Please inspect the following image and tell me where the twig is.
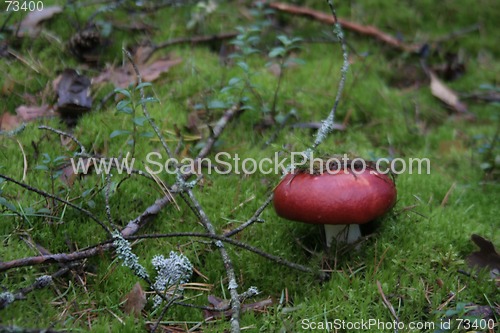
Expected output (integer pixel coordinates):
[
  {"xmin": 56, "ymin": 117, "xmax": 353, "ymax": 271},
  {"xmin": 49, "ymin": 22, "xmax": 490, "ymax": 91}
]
[
  {"xmin": 150, "ymin": 295, "xmax": 183, "ymax": 333},
  {"xmin": 95, "ymin": 89, "xmax": 116, "ymax": 112},
  {"xmin": 309, "ymin": 0, "xmax": 350, "ymax": 153},
  {"xmin": 268, "ymin": 2, "xmax": 420, "ymax": 53},
  {"xmin": 376, "ymin": 280, "xmax": 400, "ymax": 332},
  {"xmin": 104, "ymin": 173, "xmax": 117, "ymax": 229},
  {"xmin": 440, "ymin": 182, "xmax": 456, "ymax": 207},
  {"xmin": 146, "ymin": 32, "xmax": 238, "ymax": 63},
  {"xmin": 185, "ymin": 189, "xmax": 241, "ymax": 333},
  {"xmin": 0, "ymin": 123, "xmax": 26, "ymax": 137},
  {"xmin": 0, "ymin": 232, "xmax": 320, "ymax": 276},
  {"xmin": 224, "ymin": 194, "xmax": 274, "ymax": 237},
  {"xmin": 0, "ymin": 173, "xmax": 111, "ymax": 236},
  {"xmin": 189, "ymin": 104, "xmax": 241, "ymax": 176},
  {"xmin": 38, "ymin": 125, "xmax": 87, "ymax": 156},
  {"xmin": 120, "ymin": 105, "xmax": 240, "ymax": 237}
]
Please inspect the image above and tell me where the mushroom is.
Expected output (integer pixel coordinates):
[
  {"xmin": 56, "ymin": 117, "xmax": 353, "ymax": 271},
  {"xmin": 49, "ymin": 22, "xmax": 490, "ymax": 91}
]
[{"xmin": 273, "ymin": 164, "xmax": 396, "ymax": 247}]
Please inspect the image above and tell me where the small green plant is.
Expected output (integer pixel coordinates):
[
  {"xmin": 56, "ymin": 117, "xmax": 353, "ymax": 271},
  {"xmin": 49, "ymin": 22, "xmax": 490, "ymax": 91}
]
[
  {"xmin": 267, "ymin": 34, "xmax": 304, "ymax": 118},
  {"xmin": 113, "ymin": 83, "xmax": 157, "ymax": 157},
  {"xmin": 35, "ymin": 153, "xmax": 68, "ymax": 210},
  {"xmin": 217, "ymin": 3, "xmax": 275, "ymax": 112},
  {"xmin": 433, "ymin": 302, "xmax": 497, "ymax": 333}
]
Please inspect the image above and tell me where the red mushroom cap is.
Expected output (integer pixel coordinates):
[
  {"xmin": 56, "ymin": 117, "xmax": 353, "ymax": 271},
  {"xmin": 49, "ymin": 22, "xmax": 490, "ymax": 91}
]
[{"xmin": 273, "ymin": 167, "xmax": 397, "ymax": 224}]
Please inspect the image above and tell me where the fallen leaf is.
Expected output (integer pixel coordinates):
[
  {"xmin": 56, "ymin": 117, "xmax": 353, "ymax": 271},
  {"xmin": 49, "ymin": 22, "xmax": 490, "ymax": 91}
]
[
  {"xmin": 141, "ymin": 58, "xmax": 182, "ymax": 82},
  {"xmin": 55, "ymin": 69, "xmax": 92, "ymax": 117},
  {"xmin": 17, "ymin": 6, "xmax": 63, "ymax": 37},
  {"xmin": 16, "ymin": 104, "xmax": 52, "ymax": 121},
  {"xmin": 93, "ymin": 55, "xmax": 182, "ymax": 88},
  {"xmin": 464, "ymin": 303, "xmax": 499, "ymax": 321},
  {"xmin": 59, "ymin": 158, "xmax": 93, "ymax": 186},
  {"xmin": 429, "ymin": 71, "xmax": 468, "ymax": 113},
  {"xmin": 122, "ymin": 282, "xmax": 146, "ymax": 317},
  {"xmin": 0, "ymin": 112, "xmax": 21, "ymax": 131},
  {"xmin": 466, "ymin": 234, "xmax": 500, "ymax": 279},
  {"xmin": 133, "ymin": 45, "xmax": 155, "ymax": 65}
]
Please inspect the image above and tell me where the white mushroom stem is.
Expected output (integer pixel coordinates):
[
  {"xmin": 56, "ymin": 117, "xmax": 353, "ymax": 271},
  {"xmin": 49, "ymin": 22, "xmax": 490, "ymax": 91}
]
[{"xmin": 324, "ymin": 224, "xmax": 362, "ymax": 247}]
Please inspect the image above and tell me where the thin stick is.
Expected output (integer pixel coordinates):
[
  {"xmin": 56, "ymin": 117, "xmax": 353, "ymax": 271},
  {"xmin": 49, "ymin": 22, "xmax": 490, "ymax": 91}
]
[
  {"xmin": 224, "ymin": 194, "xmax": 274, "ymax": 237},
  {"xmin": 120, "ymin": 105, "xmax": 240, "ymax": 237},
  {"xmin": 147, "ymin": 32, "xmax": 238, "ymax": 63},
  {"xmin": 268, "ymin": 2, "xmax": 419, "ymax": 53},
  {"xmin": 376, "ymin": 280, "xmax": 400, "ymax": 331},
  {"xmin": 189, "ymin": 104, "xmax": 241, "ymax": 176},
  {"xmin": 0, "ymin": 232, "xmax": 320, "ymax": 276},
  {"xmin": 0, "ymin": 173, "xmax": 111, "ymax": 236},
  {"xmin": 185, "ymin": 189, "xmax": 241, "ymax": 333},
  {"xmin": 38, "ymin": 126, "xmax": 87, "ymax": 155},
  {"xmin": 308, "ymin": 0, "xmax": 350, "ymax": 153}
]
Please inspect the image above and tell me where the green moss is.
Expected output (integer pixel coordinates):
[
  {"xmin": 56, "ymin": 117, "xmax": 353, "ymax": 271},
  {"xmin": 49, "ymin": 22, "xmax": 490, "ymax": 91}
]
[{"xmin": 0, "ymin": 1, "xmax": 498, "ymax": 331}]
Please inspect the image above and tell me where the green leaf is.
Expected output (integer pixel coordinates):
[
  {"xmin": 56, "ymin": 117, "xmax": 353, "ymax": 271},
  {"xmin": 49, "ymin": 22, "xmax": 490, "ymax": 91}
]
[
  {"xmin": 139, "ymin": 97, "xmax": 159, "ymax": 104},
  {"xmin": 117, "ymin": 100, "xmax": 133, "ymax": 114},
  {"xmin": 237, "ymin": 61, "xmax": 249, "ymax": 72},
  {"xmin": 240, "ymin": 105, "xmax": 254, "ymax": 111},
  {"xmin": 110, "ymin": 130, "xmax": 131, "ymax": 139},
  {"xmin": 35, "ymin": 165, "xmax": 49, "ymax": 171},
  {"xmin": 114, "ymin": 88, "xmax": 131, "ymax": 99},
  {"xmin": 36, "ymin": 208, "xmax": 52, "ymax": 214},
  {"xmin": 220, "ymin": 86, "xmax": 233, "ymax": 94},
  {"xmin": 139, "ymin": 131, "xmax": 154, "ymax": 138},
  {"xmin": 0, "ymin": 196, "xmax": 17, "ymax": 212},
  {"xmin": 277, "ymin": 35, "xmax": 291, "ymax": 46},
  {"xmin": 53, "ymin": 155, "xmax": 67, "ymax": 163},
  {"xmin": 41, "ymin": 153, "xmax": 51, "ymax": 164},
  {"xmin": 208, "ymin": 100, "xmax": 227, "ymax": 109},
  {"xmin": 135, "ymin": 82, "xmax": 152, "ymax": 90},
  {"xmin": 269, "ymin": 47, "xmax": 286, "ymax": 58},
  {"xmin": 228, "ymin": 77, "xmax": 241, "ymax": 86},
  {"xmin": 133, "ymin": 117, "xmax": 148, "ymax": 126},
  {"xmin": 82, "ymin": 188, "xmax": 93, "ymax": 197},
  {"xmin": 117, "ymin": 99, "xmax": 131, "ymax": 109}
]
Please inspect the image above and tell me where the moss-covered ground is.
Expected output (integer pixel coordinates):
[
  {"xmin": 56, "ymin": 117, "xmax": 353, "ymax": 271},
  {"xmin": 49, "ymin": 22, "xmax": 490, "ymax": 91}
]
[{"xmin": 0, "ymin": 1, "xmax": 498, "ymax": 332}]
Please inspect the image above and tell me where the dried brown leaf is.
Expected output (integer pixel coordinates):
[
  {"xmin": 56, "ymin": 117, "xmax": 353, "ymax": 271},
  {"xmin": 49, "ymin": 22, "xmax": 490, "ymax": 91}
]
[
  {"xmin": 122, "ymin": 282, "xmax": 146, "ymax": 317},
  {"xmin": 429, "ymin": 71, "xmax": 468, "ymax": 113},
  {"xmin": 466, "ymin": 234, "xmax": 500, "ymax": 279},
  {"xmin": 16, "ymin": 104, "xmax": 52, "ymax": 121},
  {"xmin": 59, "ymin": 158, "xmax": 93, "ymax": 186},
  {"xmin": 17, "ymin": 6, "xmax": 63, "ymax": 37},
  {"xmin": 0, "ymin": 112, "xmax": 21, "ymax": 131},
  {"xmin": 141, "ymin": 58, "xmax": 182, "ymax": 82},
  {"xmin": 93, "ymin": 56, "xmax": 182, "ymax": 88}
]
